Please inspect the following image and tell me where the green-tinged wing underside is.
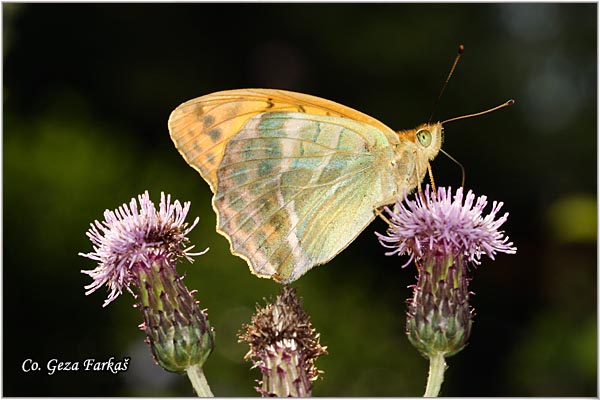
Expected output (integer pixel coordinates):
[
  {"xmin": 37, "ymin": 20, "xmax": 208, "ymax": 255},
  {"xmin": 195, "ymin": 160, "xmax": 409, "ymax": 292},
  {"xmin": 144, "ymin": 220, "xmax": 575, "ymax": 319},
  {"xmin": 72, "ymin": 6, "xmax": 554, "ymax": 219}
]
[{"xmin": 213, "ymin": 111, "xmax": 395, "ymax": 283}]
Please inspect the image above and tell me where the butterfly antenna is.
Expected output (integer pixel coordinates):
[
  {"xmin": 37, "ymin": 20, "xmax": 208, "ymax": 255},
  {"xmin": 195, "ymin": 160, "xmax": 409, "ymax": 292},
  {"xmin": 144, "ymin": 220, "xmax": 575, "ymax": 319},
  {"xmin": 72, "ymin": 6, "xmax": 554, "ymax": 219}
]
[
  {"xmin": 439, "ymin": 100, "xmax": 514, "ymax": 188},
  {"xmin": 428, "ymin": 44, "xmax": 465, "ymax": 124},
  {"xmin": 442, "ymin": 99, "xmax": 515, "ymax": 125},
  {"xmin": 440, "ymin": 148, "xmax": 466, "ymax": 187}
]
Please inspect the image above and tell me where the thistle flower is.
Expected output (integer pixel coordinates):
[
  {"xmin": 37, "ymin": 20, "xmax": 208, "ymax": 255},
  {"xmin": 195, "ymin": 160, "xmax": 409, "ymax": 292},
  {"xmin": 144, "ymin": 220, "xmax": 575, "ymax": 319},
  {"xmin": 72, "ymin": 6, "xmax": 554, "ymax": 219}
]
[
  {"xmin": 80, "ymin": 191, "xmax": 215, "ymax": 396},
  {"xmin": 377, "ymin": 186, "xmax": 516, "ymax": 396},
  {"xmin": 238, "ymin": 286, "xmax": 327, "ymax": 397},
  {"xmin": 80, "ymin": 191, "xmax": 203, "ymax": 306}
]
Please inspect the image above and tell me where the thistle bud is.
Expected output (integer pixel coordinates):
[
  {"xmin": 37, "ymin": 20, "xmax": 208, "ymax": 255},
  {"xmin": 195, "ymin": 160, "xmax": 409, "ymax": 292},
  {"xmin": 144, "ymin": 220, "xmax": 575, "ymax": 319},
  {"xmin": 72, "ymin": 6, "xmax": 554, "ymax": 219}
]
[
  {"xmin": 406, "ymin": 253, "xmax": 472, "ymax": 358},
  {"xmin": 138, "ymin": 257, "xmax": 214, "ymax": 373}
]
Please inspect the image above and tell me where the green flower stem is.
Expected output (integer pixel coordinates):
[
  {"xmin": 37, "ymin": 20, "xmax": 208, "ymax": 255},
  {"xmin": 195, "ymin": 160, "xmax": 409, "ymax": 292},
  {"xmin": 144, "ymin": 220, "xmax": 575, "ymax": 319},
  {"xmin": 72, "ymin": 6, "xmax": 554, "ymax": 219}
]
[
  {"xmin": 424, "ymin": 352, "xmax": 446, "ymax": 397},
  {"xmin": 186, "ymin": 365, "xmax": 214, "ymax": 397}
]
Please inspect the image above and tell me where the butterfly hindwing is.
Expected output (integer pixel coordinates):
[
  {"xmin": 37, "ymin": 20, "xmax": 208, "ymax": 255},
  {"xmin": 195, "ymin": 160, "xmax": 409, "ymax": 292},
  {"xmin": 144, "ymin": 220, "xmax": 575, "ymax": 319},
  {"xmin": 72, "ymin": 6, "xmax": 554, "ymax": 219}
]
[{"xmin": 213, "ymin": 111, "xmax": 397, "ymax": 282}]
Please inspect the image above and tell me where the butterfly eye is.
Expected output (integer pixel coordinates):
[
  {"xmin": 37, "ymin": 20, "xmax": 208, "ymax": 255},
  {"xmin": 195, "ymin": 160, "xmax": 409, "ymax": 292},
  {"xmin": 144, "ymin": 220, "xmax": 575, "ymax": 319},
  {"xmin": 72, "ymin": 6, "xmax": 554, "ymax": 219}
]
[{"xmin": 416, "ymin": 129, "xmax": 432, "ymax": 147}]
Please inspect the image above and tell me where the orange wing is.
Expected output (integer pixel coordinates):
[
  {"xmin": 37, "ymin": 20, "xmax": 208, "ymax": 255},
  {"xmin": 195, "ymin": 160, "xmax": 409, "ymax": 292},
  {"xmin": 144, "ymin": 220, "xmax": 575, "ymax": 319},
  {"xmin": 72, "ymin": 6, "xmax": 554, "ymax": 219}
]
[{"xmin": 167, "ymin": 88, "xmax": 397, "ymax": 192}]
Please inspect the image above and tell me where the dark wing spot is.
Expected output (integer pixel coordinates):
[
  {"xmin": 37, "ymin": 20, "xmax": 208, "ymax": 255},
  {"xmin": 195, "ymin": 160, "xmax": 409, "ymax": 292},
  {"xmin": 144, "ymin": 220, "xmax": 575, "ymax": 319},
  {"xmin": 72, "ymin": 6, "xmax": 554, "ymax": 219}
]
[
  {"xmin": 208, "ymin": 128, "xmax": 222, "ymax": 142},
  {"xmin": 203, "ymin": 115, "xmax": 215, "ymax": 127}
]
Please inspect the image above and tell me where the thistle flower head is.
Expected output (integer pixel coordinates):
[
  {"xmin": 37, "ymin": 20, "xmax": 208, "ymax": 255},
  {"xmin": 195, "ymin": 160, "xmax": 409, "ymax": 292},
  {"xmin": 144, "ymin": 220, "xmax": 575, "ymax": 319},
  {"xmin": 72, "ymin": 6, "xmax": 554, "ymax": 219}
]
[
  {"xmin": 377, "ymin": 186, "xmax": 516, "ymax": 266},
  {"xmin": 377, "ymin": 186, "xmax": 517, "ymax": 360},
  {"xmin": 80, "ymin": 191, "xmax": 204, "ymax": 306}
]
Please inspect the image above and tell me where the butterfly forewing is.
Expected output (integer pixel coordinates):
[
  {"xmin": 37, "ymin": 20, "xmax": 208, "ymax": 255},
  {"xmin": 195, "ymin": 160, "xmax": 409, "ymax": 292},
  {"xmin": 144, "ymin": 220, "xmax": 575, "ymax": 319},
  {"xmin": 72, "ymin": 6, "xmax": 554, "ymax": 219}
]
[{"xmin": 168, "ymin": 89, "xmax": 398, "ymax": 190}]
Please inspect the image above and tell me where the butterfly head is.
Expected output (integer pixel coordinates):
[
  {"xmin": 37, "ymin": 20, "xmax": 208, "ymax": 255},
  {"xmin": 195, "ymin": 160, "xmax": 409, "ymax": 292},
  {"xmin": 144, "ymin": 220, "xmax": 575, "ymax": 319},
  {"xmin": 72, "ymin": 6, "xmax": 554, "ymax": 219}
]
[{"xmin": 412, "ymin": 122, "xmax": 444, "ymax": 162}]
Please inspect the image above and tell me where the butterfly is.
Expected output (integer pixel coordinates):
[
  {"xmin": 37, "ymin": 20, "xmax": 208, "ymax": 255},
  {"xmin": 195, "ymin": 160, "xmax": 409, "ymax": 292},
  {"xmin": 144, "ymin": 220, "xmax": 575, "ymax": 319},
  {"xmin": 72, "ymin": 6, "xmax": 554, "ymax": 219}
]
[{"xmin": 168, "ymin": 89, "xmax": 443, "ymax": 283}]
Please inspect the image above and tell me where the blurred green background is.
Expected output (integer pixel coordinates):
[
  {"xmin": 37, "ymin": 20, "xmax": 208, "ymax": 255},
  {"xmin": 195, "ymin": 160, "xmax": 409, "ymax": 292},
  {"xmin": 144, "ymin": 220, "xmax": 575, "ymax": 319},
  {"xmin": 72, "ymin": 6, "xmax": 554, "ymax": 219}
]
[{"xmin": 3, "ymin": 3, "xmax": 596, "ymax": 396}]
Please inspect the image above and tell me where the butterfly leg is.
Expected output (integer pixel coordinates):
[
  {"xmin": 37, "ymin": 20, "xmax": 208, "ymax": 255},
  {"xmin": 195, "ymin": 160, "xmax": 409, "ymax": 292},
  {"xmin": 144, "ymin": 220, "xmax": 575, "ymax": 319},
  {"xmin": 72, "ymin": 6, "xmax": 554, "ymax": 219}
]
[
  {"xmin": 414, "ymin": 257, "xmax": 422, "ymax": 274},
  {"xmin": 374, "ymin": 206, "xmax": 393, "ymax": 226},
  {"xmin": 427, "ymin": 162, "xmax": 437, "ymax": 199},
  {"xmin": 413, "ymin": 150, "xmax": 428, "ymax": 206}
]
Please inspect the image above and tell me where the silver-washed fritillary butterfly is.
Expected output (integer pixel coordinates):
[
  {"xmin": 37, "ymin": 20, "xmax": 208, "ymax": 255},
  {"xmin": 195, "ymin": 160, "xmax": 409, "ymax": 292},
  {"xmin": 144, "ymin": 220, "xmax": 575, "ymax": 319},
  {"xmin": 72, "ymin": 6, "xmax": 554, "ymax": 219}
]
[{"xmin": 168, "ymin": 88, "xmax": 444, "ymax": 283}]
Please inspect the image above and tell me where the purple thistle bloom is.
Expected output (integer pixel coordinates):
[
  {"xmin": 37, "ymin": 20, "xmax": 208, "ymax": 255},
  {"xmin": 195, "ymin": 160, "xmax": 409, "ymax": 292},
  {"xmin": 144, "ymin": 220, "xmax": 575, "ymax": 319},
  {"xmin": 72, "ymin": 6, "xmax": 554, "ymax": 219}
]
[
  {"xmin": 80, "ymin": 191, "xmax": 205, "ymax": 307},
  {"xmin": 377, "ymin": 186, "xmax": 516, "ymax": 267}
]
